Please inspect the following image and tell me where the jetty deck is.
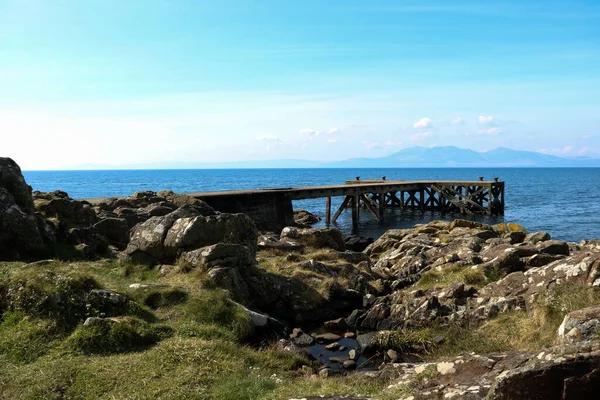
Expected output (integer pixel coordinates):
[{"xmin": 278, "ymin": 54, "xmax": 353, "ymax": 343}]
[{"xmin": 189, "ymin": 179, "xmax": 504, "ymax": 231}]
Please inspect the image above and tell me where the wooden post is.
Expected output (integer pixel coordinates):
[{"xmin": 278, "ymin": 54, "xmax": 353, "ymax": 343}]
[
  {"xmin": 325, "ymin": 196, "xmax": 331, "ymax": 223},
  {"xmin": 400, "ymin": 191, "xmax": 405, "ymax": 210},
  {"xmin": 420, "ymin": 188, "xmax": 425, "ymax": 211},
  {"xmin": 500, "ymin": 183, "xmax": 505, "ymax": 215},
  {"xmin": 378, "ymin": 190, "xmax": 385, "ymax": 220},
  {"xmin": 352, "ymin": 194, "xmax": 360, "ymax": 227},
  {"xmin": 487, "ymin": 183, "xmax": 493, "ymax": 215}
]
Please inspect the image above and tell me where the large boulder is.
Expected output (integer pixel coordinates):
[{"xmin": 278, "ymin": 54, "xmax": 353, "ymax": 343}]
[
  {"xmin": 179, "ymin": 243, "xmax": 256, "ymax": 272},
  {"xmin": 293, "ymin": 209, "xmax": 321, "ymax": 227},
  {"xmin": 121, "ymin": 207, "xmax": 258, "ymax": 266},
  {"xmin": 280, "ymin": 227, "xmax": 346, "ymax": 251},
  {"xmin": 35, "ymin": 193, "xmax": 98, "ymax": 231},
  {"xmin": 487, "ymin": 343, "xmax": 600, "ymax": 400},
  {"xmin": 93, "ymin": 217, "xmax": 130, "ymax": 249},
  {"xmin": 480, "ymin": 251, "xmax": 600, "ymax": 306},
  {"xmin": 120, "ymin": 205, "xmax": 202, "ymax": 265},
  {"xmin": 0, "ymin": 188, "xmax": 46, "ymax": 259},
  {"xmin": 0, "ymin": 158, "xmax": 47, "ymax": 259},
  {"xmin": 381, "ymin": 343, "xmax": 600, "ymax": 400},
  {"xmin": 164, "ymin": 213, "xmax": 258, "ymax": 256},
  {"xmin": 157, "ymin": 190, "xmax": 216, "ymax": 213},
  {"xmin": 0, "ymin": 157, "xmax": 35, "ymax": 213},
  {"xmin": 557, "ymin": 306, "xmax": 600, "ymax": 344}
]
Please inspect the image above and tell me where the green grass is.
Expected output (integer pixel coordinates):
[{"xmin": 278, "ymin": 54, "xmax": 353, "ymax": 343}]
[
  {"xmin": 66, "ymin": 317, "xmax": 173, "ymax": 355},
  {"xmin": 416, "ymin": 284, "xmax": 600, "ymax": 360},
  {"xmin": 0, "ymin": 260, "xmax": 312, "ymax": 399},
  {"xmin": 1, "ymin": 256, "xmax": 599, "ymax": 400},
  {"xmin": 414, "ymin": 264, "xmax": 489, "ymax": 290}
]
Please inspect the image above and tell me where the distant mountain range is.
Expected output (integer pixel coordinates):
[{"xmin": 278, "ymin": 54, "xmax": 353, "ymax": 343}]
[{"xmin": 68, "ymin": 146, "xmax": 600, "ymax": 170}]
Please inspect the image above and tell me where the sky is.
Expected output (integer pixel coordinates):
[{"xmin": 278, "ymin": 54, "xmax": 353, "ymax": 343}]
[{"xmin": 1, "ymin": 0, "xmax": 599, "ymax": 170}]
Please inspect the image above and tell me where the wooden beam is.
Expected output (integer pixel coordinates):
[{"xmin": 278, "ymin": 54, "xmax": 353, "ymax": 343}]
[
  {"xmin": 360, "ymin": 194, "xmax": 380, "ymax": 220},
  {"xmin": 325, "ymin": 196, "xmax": 331, "ymax": 223},
  {"xmin": 332, "ymin": 196, "xmax": 351, "ymax": 223},
  {"xmin": 430, "ymin": 184, "xmax": 477, "ymax": 215},
  {"xmin": 435, "ymin": 184, "xmax": 487, "ymax": 211},
  {"xmin": 378, "ymin": 190, "xmax": 385, "ymax": 220}
]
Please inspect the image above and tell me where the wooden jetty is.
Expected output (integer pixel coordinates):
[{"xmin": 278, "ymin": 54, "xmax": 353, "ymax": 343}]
[{"xmin": 188, "ymin": 177, "xmax": 504, "ymax": 231}]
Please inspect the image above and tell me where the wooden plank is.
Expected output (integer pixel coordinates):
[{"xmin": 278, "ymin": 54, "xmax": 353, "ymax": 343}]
[{"xmin": 332, "ymin": 196, "xmax": 351, "ymax": 223}]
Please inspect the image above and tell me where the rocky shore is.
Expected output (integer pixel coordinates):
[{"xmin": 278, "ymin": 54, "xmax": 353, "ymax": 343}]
[{"xmin": 2, "ymin": 156, "xmax": 600, "ymax": 400}]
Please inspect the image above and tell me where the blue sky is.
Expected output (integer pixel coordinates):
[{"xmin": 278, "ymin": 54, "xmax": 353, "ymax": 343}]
[{"xmin": 1, "ymin": 0, "xmax": 599, "ymax": 169}]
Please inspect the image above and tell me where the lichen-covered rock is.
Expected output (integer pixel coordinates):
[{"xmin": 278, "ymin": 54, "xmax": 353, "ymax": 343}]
[
  {"xmin": 381, "ymin": 342, "xmax": 600, "ymax": 400},
  {"xmin": 179, "ymin": 243, "xmax": 256, "ymax": 272},
  {"xmin": 525, "ymin": 231, "xmax": 552, "ymax": 244},
  {"xmin": 163, "ymin": 213, "xmax": 258, "ymax": 256},
  {"xmin": 157, "ymin": 190, "xmax": 216, "ymax": 213},
  {"xmin": 121, "ymin": 205, "xmax": 202, "ymax": 265},
  {"xmin": 557, "ymin": 306, "xmax": 600, "ymax": 344},
  {"xmin": 281, "ymin": 226, "xmax": 346, "ymax": 251},
  {"xmin": 487, "ymin": 343, "xmax": 600, "ymax": 400},
  {"xmin": 257, "ymin": 234, "xmax": 305, "ymax": 251},
  {"xmin": 480, "ymin": 251, "xmax": 600, "ymax": 305},
  {"xmin": 535, "ymin": 239, "xmax": 570, "ymax": 256}
]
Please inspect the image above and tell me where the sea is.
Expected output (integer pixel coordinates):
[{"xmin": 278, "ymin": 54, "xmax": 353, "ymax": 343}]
[{"xmin": 22, "ymin": 168, "xmax": 600, "ymax": 243}]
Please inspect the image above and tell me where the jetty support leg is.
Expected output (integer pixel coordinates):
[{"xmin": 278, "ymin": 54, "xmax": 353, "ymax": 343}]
[
  {"xmin": 332, "ymin": 196, "xmax": 351, "ymax": 223},
  {"xmin": 352, "ymin": 194, "xmax": 360, "ymax": 228},
  {"xmin": 360, "ymin": 194, "xmax": 380, "ymax": 220},
  {"xmin": 487, "ymin": 184, "xmax": 492, "ymax": 215},
  {"xmin": 325, "ymin": 196, "xmax": 331, "ymax": 223},
  {"xmin": 378, "ymin": 190, "xmax": 385, "ymax": 220}
]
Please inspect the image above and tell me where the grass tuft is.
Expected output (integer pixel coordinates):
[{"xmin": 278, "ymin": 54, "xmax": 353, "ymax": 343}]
[{"xmin": 66, "ymin": 318, "xmax": 173, "ymax": 355}]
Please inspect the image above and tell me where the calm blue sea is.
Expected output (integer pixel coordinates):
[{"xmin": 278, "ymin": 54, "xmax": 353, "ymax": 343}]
[{"xmin": 22, "ymin": 168, "xmax": 600, "ymax": 242}]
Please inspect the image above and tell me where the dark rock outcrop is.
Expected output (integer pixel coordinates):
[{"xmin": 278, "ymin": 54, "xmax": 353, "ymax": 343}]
[
  {"xmin": 293, "ymin": 209, "xmax": 321, "ymax": 227},
  {"xmin": 0, "ymin": 158, "xmax": 47, "ymax": 259}
]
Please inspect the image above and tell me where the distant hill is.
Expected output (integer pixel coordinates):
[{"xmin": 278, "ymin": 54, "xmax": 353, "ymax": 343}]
[
  {"xmin": 328, "ymin": 146, "xmax": 600, "ymax": 168},
  {"xmin": 63, "ymin": 146, "xmax": 600, "ymax": 170}
]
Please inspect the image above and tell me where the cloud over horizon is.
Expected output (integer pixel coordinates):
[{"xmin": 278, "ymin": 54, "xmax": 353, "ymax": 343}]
[{"xmin": 413, "ymin": 117, "xmax": 433, "ymax": 129}]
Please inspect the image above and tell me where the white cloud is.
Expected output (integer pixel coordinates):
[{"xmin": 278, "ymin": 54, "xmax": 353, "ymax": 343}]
[
  {"xmin": 413, "ymin": 117, "xmax": 433, "ymax": 129},
  {"xmin": 477, "ymin": 115, "xmax": 496, "ymax": 125},
  {"xmin": 256, "ymin": 135, "xmax": 282, "ymax": 142},
  {"xmin": 299, "ymin": 128, "xmax": 320, "ymax": 136},
  {"xmin": 327, "ymin": 139, "xmax": 337, "ymax": 143},
  {"xmin": 328, "ymin": 127, "xmax": 339, "ymax": 134},
  {"xmin": 450, "ymin": 117, "xmax": 465, "ymax": 125},
  {"xmin": 385, "ymin": 140, "xmax": 403, "ymax": 146}
]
